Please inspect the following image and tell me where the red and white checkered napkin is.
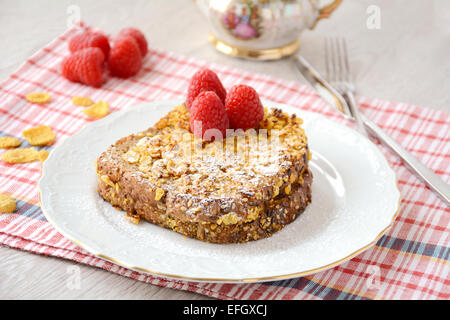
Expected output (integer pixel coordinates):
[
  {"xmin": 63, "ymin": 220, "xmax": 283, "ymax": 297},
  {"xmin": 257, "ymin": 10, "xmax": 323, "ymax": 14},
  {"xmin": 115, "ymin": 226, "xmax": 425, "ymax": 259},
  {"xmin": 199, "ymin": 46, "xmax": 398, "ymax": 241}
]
[{"xmin": 0, "ymin": 24, "xmax": 449, "ymax": 300}]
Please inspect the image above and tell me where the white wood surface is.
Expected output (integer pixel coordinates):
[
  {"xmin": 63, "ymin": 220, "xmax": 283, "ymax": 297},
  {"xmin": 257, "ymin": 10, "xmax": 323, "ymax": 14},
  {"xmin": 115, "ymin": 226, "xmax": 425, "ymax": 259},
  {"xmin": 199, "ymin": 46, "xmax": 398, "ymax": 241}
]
[{"xmin": 0, "ymin": 0, "xmax": 448, "ymax": 300}]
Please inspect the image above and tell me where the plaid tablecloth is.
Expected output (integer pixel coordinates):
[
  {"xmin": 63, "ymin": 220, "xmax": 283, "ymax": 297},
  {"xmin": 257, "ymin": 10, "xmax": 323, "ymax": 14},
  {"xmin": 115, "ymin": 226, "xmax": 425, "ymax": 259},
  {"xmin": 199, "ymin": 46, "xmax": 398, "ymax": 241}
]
[{"xmin": 0, "ymin": 24, "xmax": 449, "ymax": 300}]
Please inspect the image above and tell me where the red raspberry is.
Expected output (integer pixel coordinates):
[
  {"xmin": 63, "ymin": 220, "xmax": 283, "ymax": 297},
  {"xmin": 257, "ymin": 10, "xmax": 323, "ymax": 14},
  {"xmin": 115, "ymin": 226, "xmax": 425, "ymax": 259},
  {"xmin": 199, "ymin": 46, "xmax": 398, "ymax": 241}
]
[
  {"xmin": 225, "ymin": 84, "xmax": 264, "ymax": 130},
  {"xmin": 190, "ymin": 91, "xmax": 229, "ymax": 140},
  {"xmin": 118, "ymin": 28, "xmax": 148, "ymax": 57},
  {"xmin": 108, "ymin": 36, "xmax": 143, "ymax": 78},
  {"xmin": 69, "ymin": 32, "xmax": 110, "ymax": 58},
  {"xmin": 186, "ymin": 68, "xmax": 226, "ymax": 110},
  {"xmin": 61, "ymin": 47, "xmax": 105, "ymax": 87}
]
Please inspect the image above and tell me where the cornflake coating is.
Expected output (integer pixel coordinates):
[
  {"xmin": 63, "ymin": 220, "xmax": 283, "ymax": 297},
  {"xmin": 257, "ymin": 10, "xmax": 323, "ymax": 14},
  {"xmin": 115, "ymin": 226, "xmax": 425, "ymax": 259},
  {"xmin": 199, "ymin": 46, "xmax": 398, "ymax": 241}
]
[
  {"xmin": 82, "ymin": 100, "xmax": 109, "ymax": 118},
  {"xmin": 1, "ymin": 148, "xmax": 40, "ymax": 163},
  {"xmin": 22, "ymin": 125, "xmax": 55, "ymax": 146},
  {"xmin": 72, "ymin": 96, "xmax": 94, "ymax": 106},
  {"xmin": 96, "ymin": 105, "xmax": 313, "ymax": 243},
  {"xmin": 0, "ymin": 136, "xmax": 21, "ymax": 149},
  {"xmin": 0, "ymin": 194, "xmax": 16, "ymax": 213},
  {"xmin": 39, "ymin": 150, "xmax": 50, "ymax": 162},
  {"xmin": 26, "ymin": 92, "xmax": 51, "ymax": 104}
]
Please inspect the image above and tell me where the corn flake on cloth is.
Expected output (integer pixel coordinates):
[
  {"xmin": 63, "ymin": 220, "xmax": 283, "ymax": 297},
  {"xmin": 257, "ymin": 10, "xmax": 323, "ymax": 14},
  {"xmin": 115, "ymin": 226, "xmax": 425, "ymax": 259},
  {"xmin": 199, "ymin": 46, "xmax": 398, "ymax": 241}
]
[{"xmin": 0, "ymin": 24, "xmax": 449, "ymax": 300}]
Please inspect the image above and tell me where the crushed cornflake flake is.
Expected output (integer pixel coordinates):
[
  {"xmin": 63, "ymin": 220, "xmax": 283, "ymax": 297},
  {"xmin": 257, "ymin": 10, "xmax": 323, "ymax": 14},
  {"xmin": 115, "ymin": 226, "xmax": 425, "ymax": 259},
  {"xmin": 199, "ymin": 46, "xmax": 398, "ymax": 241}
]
[
  {"xmin": 26, "ymin": 92, "xmax": 51, "ymax": 104},
  {"xmin": 82, "ymin": 100, "xmax": 109, "ymax": 118},
  {"xmin": 0, "ymin": 136, "xmax": 21, "ymax": 149},
  {"xmin": 155, "ymin": 188, "xmax": 165, "ymax": 201},
  {"xmin": 72, "ymin": 96, "xmax": 94, "ymax": 106},
  {"xmin": 0, "ymin": 194, "xmax": 16, "ymax": 213},
  {"xmin": 126, "ymin": 212, "xmax": 141, "ymax": 224},
  {"xmin": 38, "ymin": 150, "xmax": 50, "ymax": 162},
  {"xmin": 22, "ymin": 125, "xmax": 55, "ymax": 146},
  {"xmin": 1, "ymin": 147, "xmax": 39, "ymax": 163}
]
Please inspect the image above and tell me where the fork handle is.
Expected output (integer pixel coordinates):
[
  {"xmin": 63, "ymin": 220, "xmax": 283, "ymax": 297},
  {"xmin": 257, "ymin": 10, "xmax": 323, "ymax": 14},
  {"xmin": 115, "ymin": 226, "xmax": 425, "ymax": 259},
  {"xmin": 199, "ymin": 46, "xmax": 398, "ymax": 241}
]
[
  {"xmin": 343, "ymin": 91, "xmax": 369, "ymax": 137},
  {"xmin": 361, "ymin": 114, "xmax": 450, "ymax": 205}
]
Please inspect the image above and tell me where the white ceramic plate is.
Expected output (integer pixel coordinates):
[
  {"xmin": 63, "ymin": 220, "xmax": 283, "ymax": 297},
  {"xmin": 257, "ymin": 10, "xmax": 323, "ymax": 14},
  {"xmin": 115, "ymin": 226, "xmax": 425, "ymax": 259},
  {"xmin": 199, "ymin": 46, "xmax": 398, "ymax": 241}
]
[{"xmin": 39, "ymin": 99, "xmax": 400, "ymax": 283}]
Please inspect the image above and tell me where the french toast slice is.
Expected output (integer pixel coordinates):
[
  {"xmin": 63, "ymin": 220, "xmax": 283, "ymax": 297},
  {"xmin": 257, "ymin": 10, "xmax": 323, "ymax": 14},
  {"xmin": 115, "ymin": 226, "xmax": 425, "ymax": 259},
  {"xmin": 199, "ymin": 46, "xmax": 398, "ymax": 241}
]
[{"xmin": 96, "ymin": 105, "xmax": 312, "ymax": 243}]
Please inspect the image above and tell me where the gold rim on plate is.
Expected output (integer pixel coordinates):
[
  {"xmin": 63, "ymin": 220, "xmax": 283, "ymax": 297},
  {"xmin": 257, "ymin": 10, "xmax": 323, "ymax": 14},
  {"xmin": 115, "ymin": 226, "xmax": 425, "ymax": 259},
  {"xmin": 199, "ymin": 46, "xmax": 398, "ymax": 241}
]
[{"xmin": 37, "ymin": 102, "xmax": 402, "ymax": 283}]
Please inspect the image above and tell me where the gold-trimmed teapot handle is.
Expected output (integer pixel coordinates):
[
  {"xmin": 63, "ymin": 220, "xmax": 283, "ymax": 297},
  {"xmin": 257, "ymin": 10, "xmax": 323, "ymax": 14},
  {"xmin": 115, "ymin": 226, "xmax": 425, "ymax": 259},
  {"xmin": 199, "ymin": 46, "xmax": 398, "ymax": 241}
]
[{"xmin": 310, "ymin": 0, "xmax": 343, "ymax": 29}]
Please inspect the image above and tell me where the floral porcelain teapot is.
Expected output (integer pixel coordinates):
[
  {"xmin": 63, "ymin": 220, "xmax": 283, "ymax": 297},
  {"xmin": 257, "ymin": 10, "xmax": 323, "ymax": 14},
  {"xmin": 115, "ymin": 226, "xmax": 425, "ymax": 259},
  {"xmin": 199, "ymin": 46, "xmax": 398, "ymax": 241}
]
[{"xmin": 195, "ymin": 0, "xmax": 342, "ymax": 60}]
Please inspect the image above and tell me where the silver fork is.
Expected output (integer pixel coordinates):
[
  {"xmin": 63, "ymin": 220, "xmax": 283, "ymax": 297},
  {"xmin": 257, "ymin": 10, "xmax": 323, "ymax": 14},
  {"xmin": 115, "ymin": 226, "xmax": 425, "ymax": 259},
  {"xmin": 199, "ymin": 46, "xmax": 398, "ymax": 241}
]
[
  {"xmin": 325, "ymin": 37, "xmax": 368, "ymax": 136},
  {"xmin": 321, "ymin": 37, "xmax": 450, "ymax": 204}
]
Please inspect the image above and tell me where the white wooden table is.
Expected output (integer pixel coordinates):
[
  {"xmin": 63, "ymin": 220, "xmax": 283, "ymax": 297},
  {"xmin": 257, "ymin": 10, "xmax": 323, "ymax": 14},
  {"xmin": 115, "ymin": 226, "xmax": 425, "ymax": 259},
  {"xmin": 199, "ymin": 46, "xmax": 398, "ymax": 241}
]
[{"xmin": 0, "ymin": 0, "xmax": 448, "ymax": 299}]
